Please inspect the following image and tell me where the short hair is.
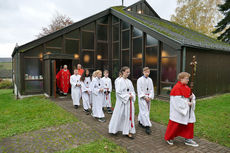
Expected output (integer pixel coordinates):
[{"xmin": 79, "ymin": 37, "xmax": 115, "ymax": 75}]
[
  {"xmin": 64, "ymin": 65, "xmax": 67, "ymax": 67},
  {"xmin": 143, "ymin": 67, "xmax": 150, "ymax": 72},
  {"xmin": 94, "ymin": 70, "xmax": 102, "ymax": 76},
  {"xmin": 92, "ymin": 71, "xmax": 97, "ymax": 77},
  {"xmin": 104, "ymin": 70, "xmax": 109, "ymax": 74},
  {"xmin": 177, "ymin": 72, "xmax": 191, "ymax": 81}
]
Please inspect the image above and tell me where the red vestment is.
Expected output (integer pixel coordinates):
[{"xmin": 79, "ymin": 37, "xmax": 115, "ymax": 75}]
[
  {"xmin": 77, "ymin": 69, "xmax": 84, "ymax": 76},
  {"xmin": 165, "ymin": 81, "xmax": 194, "ymax": 140},
  {"xmin": 56, "ymin": 69, "xmax": 71, "ymax": 93}
]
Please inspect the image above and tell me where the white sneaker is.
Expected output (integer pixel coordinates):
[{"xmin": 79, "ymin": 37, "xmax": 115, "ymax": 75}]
[
  {"xmin": 185, "ymin": 139, "xmax": 199, "ymax": 147},
  {"xmin": 166, "ymin": 140, "xmax": 174, "ymax": 145}
]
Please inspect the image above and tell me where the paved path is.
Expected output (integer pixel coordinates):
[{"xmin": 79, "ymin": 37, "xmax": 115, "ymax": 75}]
[
  {"xmin": 0, "ymin": 122, "xmax": 102, "ymax": 153},
  {"xmin": 54, "ymin": 98, "xmax": 230, "ymax": 153}
]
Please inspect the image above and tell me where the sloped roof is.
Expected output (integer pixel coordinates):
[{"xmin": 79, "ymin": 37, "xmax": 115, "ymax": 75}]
[{"xmin": 112, "ymin": 6, "xmax": 230, "ymax": 52}]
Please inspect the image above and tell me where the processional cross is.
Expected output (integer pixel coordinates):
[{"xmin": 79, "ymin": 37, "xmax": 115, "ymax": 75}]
[{"xmin": 190, "ymin": 56, "xmax": 197, "ymax": 94}]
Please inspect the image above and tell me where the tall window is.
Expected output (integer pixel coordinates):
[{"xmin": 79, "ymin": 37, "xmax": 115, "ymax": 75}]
[
  {"xmin": 112, "ymin": 16, "xmax": 120, "ymax": 80},
  {"xmin": 160, "ymin": 43, "xmax": 178, "ymax": 96},
  {"xmin": 45, "ymin": 37, "xmax": 63, "ymax": 54},
  {"xmin": 132, "ymin": 27, "xmax": 143, "ymax": 79},
  {"xmin": 24, "ymin": 45, "xmax": 44, "ymax": 93},
  {"xmin": 96, "ymin": 16, "xmax": 109, "ymax": 70},
  {"xmin": 121, "ymin": 21, "xmax": 130, "ymax": 67},
  {"xmin": 81, "ymin": 22, "xmax": 95, "ymax": 69}
]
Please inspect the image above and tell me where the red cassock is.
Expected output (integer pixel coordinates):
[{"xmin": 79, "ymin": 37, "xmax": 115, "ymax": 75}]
[
  {"xmin": 56, "ymin": 69, "xmax": 71, "ymax": 93},
  {"xmin": 164, "ymin": 81, "xmax": 194, "ymax": 140},
  {"xmin": 77, "ymin": 69, "xmax": 84, "ymax": 76}
]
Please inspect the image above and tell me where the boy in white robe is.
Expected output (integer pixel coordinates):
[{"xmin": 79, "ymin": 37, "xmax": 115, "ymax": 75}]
[
  {"xmin": 137, "ymin": 67, "xmax": 154, "ymax": 135},
  {"xmin": 102, "ymin": 70, "xmax": 113, "ymax": 114},
  {"xmin": 109, "ymin": 66, "xmax": 136, "ymax": 139},
  {"xmin": 70, "ymin": 69, "xmax": 81, "ymax": 109},
  {"xmin": 80, "ymin": 69, "xmax": 91, "ymax": 115},
  {"xmin": 90, "ymin": 70, "xmax": 106, "ymax": 122}
]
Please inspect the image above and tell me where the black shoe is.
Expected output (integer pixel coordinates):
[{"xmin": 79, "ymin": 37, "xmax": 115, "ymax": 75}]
[
  {"xmin": 139, "ymin": 121, "xmax": 145, "ymax": 128},
  {"xmin": 74, "ymin": 105, "xmax": 79, "ymax": 109},
  {"xmin": 126, "ymin": 134, "xmax": 135, "ymax": 139},
  {"xmin": 146, "ymin": 126, "xmax": 151, "ymax": 135},
  {"xmin": 107, "ymin": 107, "xmax": 113, "ymax": 114}
]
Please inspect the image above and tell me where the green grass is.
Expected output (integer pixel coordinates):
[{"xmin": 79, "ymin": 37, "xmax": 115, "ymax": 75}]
[
  {"xmin": 111, "ymin": 91, "xmax": 230, "ymax": 147},
  {"xmin": 0, "ymin": 89, "xmax": 78, "ymax": 139},
  {"xmin": 0, "ymin": 62, "xmax": 11, "ymax": 70},
  {"xmin": 58, "ymin": 138, "xmax": 127, "ymax": 153}
]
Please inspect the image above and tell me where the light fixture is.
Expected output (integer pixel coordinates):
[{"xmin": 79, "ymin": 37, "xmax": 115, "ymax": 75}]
[
  {"xmin": 84, "ymin": 54, "xmax": 90, "ymax": 63},
  {"xmin": 137, "ymin": 53, "xmax": 142, "ymax": 59},
  {"xmin": 138, "ymin": 10, "xmax": 142, "ymax": 14},
  {"xmin": 46, "ymin": 51, "xmax": 51, "ymax": 54},
  {"xmin": 74, "ymin": 54, "xmax": 79, "ymax": 59},
  {"xmin": 97, "ymin": 55, "xmax": 102, "ymax": 60},
  {"xmin": 127, "ymin": 8, "xmax": 131, "ymax": 11}
]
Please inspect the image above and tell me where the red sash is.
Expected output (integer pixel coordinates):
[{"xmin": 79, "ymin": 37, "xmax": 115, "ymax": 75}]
[{"xmin": 129, "ymin": 93, "xmax": 133, "ymax": 128}]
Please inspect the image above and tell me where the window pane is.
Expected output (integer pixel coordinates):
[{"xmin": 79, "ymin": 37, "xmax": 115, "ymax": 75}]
[
  {"xmin": 24, "ymin": 45, "xmax": 43, "ymax": 57},
  {"xmin": 97, "ymin": 25, "xmax": 107, "ymax": 41},
  {"xmin": 82, "ymin": 51, "xmax": 94, "ymax": 68},
  {"xmin": 46, "ymin": 37, "xmax": 62, "ymax": 47},
  {"xmin": 133, "ymin": 37, "xmax": 142, "ymax": 58},
  {"xmin": 113, "ymin": 24, "xmax": 119, "ymax": 41},
  {"xmin": 97, "ymin": 16, "xmax": 108, "ymax": 24},
  {"xmin": 113, "ymin": 42, "xmax": 119, "ymax": 59},
  {"xmin": 122, "ymin": 50, "xmax": 129, "ymax": 66},
  {"xmin": 82, "ymin": 22, "xmax": 95, "ymax": 31},
  {"xmin": 25, "ymin": 80, "xmax": 43, "ymax": 92},
  {"xmin": 160, "ymin": 83, "xmax": 174, "ymax": 96},
  {"xmin": 82, "ymin": 31, "xmax": 94, "ymax": 49},
  {"xmin": 65, "ymin": 39, "xmax": 79, "ymax": 54},
  {"xmin": 146, "ymin": 47, "xmax": 158, "ymax": 69},
  {"xmin": 149, "ymin": 70, "xmax": 157, "ymax": 91},
  {"xmin": 45, "ymin": 48, "xmax": 61, "ymax": 54},
  {"xmin": 112, "ymin": 60, "xmax": 120, "ymax": 79},
  {"xmin": 122, "ymin": 21, "xmax": 130, "ymax": 30},
  {"xmin": 122, "ymin": 30, "xmax": 130, "ymax": 49},
  {"xmin": 65, "ymin": 29, "xmax": 80, "ymax": 39},
  {"xmin": 132, "ymin": 59, "xmax": 142, "ymax": 79},
  {"xmin": 146, "ymin": 34, "xmax": 158, "ymax": 46},
  {"xmin": 133, "ymin": 27, "xmax": 142, "ymax": 37},
  {"xmin": 162, "ymin": 44, "xmax": 178, "ymax": 57},
  {"xmin": 97, "ymin": 43, "xmax": 108, "ymax": 60},
  {"xmin": 24, "ymin": 58, "xmax": 42, "ymax": 79},
  {"xmin": 161, "ymin": 57, "xmax": 177, "ymax": 82},
  {"xmin": 96, "ymin": 60, "xmax": 109, "ymax": 71},
  {"xmin": 112, "ymin": 16, "xmax": 119, "ymax": 24}
]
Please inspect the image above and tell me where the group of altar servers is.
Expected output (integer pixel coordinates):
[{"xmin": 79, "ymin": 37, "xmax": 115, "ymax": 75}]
[{"xmin": 70, "ymin": 65, "xmax": 198, "ymax": 147}]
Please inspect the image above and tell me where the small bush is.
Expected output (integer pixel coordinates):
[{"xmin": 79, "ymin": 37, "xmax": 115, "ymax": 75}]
[{"xmin": 0, "ymin": 80, "xmax": 13, "ymax": 89}]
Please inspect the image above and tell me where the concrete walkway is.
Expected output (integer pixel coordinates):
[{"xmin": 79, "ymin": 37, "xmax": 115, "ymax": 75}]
[{"xmin": 54, "ymin": 98, "xmax": 230, "ymax": 153}]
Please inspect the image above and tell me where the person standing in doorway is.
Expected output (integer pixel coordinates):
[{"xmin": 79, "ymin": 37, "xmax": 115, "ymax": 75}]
[
  {"xmin": 77, "ymin": 64, "xmax": 84, "ymax": 76},
  {"xmin": 56, "ymin": 65, "xmax": 71, "ymax": 96}
]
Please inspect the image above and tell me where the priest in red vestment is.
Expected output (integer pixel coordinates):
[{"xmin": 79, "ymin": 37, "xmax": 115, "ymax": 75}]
[
  {"xmin": 77, "ymin": 64, "xmax": 84, "ymax": 76},
  {"xmin": 56, "ymin": 65, "xmax": 71, "ymax": 95},
  {"xmin": 164, "ymin": 72, "xmax": 198, "ymax": 147}
]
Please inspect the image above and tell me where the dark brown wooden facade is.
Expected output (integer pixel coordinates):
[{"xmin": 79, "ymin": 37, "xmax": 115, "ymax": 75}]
[{"xmin": 12, "ymin": 0, "xmax": 230, "ymax": 98}]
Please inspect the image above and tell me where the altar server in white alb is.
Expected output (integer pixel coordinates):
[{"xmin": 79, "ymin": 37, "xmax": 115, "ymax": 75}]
[
  {"xmin": 80, "ymin": 69, "xmax": 91, "ymax": 115},
  {"xmin": 109, "ymin": 66, "xmax": 136, "ymax": 139},
  {"xmin": 102, "ymin": 70, "xmax": 113, "ymax": 114},
  {"xmin": 137, "ymin": 67, "xmax": 154, "ymax": 135},
  {"xmin": 90, "ymin": 70, "xmax": 106, "ymax": 122},
  {"xmin": 70, "ymin": 69, "xmax": 81, "ymax": 109}
]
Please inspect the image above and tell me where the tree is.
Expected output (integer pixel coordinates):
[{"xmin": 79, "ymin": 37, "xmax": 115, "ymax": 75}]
[
  {"xmin": 213, "ymin": 0, "xmax": 230, "ymax": 43},
  {"xmin": 171, "ymin": 0, "xmax": 223, "ymax": 38},
  {"xmin": 37, "ymin": 12, "xmax": 73, "ymax": 38}
]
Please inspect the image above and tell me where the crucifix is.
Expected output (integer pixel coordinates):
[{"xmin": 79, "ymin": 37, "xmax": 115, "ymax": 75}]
[
  {"xmin": 190, "ymin": 56, "xmax": 197, "ymax": 94},
  {"xmin": 189, "ymin": 56, "xmax": 197, "ymax": 118}
]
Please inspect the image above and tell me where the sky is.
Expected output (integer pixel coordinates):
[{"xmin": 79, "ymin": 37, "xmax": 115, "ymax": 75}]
[{"xmin": 0, "ymin": 0, "xmax": 177, "ymax": 58}]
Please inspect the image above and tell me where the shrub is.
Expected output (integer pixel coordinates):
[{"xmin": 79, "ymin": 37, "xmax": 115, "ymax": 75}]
[{"xmin": 0, "ymin": 80, "xmax": 13, "ymax": 89}]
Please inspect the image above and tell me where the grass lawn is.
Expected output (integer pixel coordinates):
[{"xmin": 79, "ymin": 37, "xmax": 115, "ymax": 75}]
[
  {"xmin": 58, "ymin": 138, "xmax": 127, "ymax": 153},
  {"xmin": 0, "ymin": 62, "xmax": 11, "ymax": 70},
  {"xmin": 111, "ymin": 92, "xmax": 230, "ymax": 147},
  {"xmin": 0, "ymin": 89, "xmax": 78, "ymax": 139}
]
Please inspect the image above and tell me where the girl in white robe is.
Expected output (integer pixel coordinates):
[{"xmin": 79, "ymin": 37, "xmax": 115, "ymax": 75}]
[
  {"xmin": 80, "ymin": 69, "xmax": 91, "ymax": 114},
  {"xmin": 109, "ymin": 67, "xmax": 136, "ymax": 139},
  {"xmin": 70, "ymin": 69, "xmax": 81, "ymax": 109},
  {"xmin": 102, "ymin": 70, "xmax": 112, "ymax": 113},
  {"xmin": 90, "ymin": 70, "xmax": 105, "ymax": 122},
  {"xmin": 137, "ymin": 67, "xmax": 154, "ymax": 135}
]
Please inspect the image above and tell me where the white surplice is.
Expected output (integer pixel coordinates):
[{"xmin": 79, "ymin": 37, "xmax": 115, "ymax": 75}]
[
  {"xmin": 137, "ymin": 76, "xmax": 154, "ymax": 127},
  {"xmin": 101, "ymin": 77, "xmax": 112, "ymax": 107},
  {"xmin": 170, "ymin": 94, "xmax": 196, "ymax": 125},
  {"xmin": 90, "ymin": 77, "xmax": 105, "ymax": 118},
  {"xmin": 81, "ymin": 76, "xmax": 91, "ymax": 110},
  {"xmin": 70, "ymin": 74, "xmax": 81, "ymax": 106},
  {"xmin": 109, "ymin": 77, "xmax": 136, "ymax": 135}
]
